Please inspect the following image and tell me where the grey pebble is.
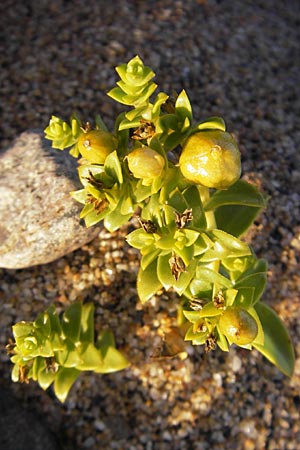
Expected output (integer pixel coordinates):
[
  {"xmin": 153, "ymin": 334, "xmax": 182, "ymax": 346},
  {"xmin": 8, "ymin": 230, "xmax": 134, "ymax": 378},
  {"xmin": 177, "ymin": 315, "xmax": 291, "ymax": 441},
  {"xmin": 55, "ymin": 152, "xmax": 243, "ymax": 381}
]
[{"xmin": 0, "ymin": 130, "xmax": 101, "ymax": 269}]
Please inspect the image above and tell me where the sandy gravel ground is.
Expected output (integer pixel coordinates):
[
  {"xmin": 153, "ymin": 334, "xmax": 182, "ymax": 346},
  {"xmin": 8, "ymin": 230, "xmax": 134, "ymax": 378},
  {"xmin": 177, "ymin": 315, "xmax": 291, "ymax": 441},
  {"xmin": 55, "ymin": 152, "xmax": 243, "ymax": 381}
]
[{"xmin": 1, "ymin": 1, "xmax": 300, "ymax": 449}]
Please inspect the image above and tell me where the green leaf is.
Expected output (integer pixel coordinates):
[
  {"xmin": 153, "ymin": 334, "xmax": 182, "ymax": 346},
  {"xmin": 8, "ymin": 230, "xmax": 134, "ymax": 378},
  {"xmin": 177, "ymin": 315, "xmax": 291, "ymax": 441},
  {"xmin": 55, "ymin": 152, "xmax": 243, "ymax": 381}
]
[
  {"xmin": 155, "ymin": 234, "xmax": 175, "ymax": 250},
  {"xmin": 193, "ymin": 233, "xmax": 214, "ymax": 256},
  {"xmin": 104, "ymin": 207, "xmax": 132, "ymax": 232},
  {"xmin": 84, "ymin": 207, "xmax": 107, "ymax": 228},
  {"xmin": 177, "ymin": 229, "xmax": 199, "ymax": 248},
  {"xmin": 198, "ymin": 302, "xmax": 223, "ymax": 318},
  {"xmin": 204, "ymin": 180, "xmax": 267, "ymax": 211},
  {"xmin": 96, "ymin": 329, "xmax": 129, "ymax": 373},
  {"xmin": 140, "ymin": 248, "xmax": 160, "ymax": 271},
  {"xmin": 61, "ymin": 303, "xmax": 82, "ymax": 343},
  {"xmin": 76, "ymin": 343, "xmax": 103, "ymax": 371},
  {"xmin": 53, "ymin": 367, "xmax": 81, "ymax": 403},
  {"xmin": 137, "ymin": 259, "xmax": 162, "ymax": 303},
  {"xmin": 32, "ymin": 356, "xmax": 44, "ymax": 381},
  {"xmin": 11, "ymin": 364, "xmax": 20, "ymax": 382},
  {"xmin": 195, "ymin": 116, "xmax": 226, "ymax": 132},
  {"xmin": 126, "ymin": 228, "xmax": 155, "ymax": 250},
  {"xmin": 196, "ymin": 266, "xmax": 232, "ymax": 289},
  {"xmin": 39, "ymin": 339, "xmax": 55, "ymax": 358},
  {"xmin": 167, "ymin": 188, "xmax": 188, "ymax": 213},
  {"xmin": 175, "ymin": 89, "xmax": 192, "ymax": 123},
  {"xmin": 216, "ymin": 328, "xmax": 230, "ymax": 351},
  {"xmin": 234, "ymin": 259, "xmax": 267, "ymax": 305},
  {"xmin": 107, "ymin": 86, "xmax": 129, "ymax": 104},
  {"xmin": 104, "ymin": 151, "xmax": 123, "ymax": 184},
  {"xmin": 157, "ymin": 255, "xmax": 197, "ymax": 295},
  {"xmin": 215, "ymin": 204, "xmax": 262, "ymax": 237},
  {"xmin": 205, "ymin": 180, "xmax": 268, "ymax": 237},
  {"xmin": 233, "ymin": 286, "xmax": 255, "ymax": 309},
  {"xmin": 248, "ymin": 306, "xmax": 264, "ymax": 347},
  {"xmin": 95, "ymin": 114, "xmax": 108, "ymax": 131},
  {"xmin": 37, "ymin": 366, "xmax": 56, "ymax": 390},
  {"xmin": 95, "ymin": 346, "xmax": 130, "ymax": 373},
  {"xmin": 70, "ymin": 189, "xmax": 87, "ymax": 205},
  {"xmin": 96, "ymin": 329, "xmax": 116, "ymax": 355},
  {"xmin": 152, "ymin": 92, "xmax": 169, "ymax": 117},
  {"xmin": 184, "ymin": 325, "xmax": 208, "ymax": 343},
  {"xmin": 182, "ymin": 310, "xmax": 202, "ymax": 323},
  {"xmin": 34, "ymin": 312, "xmax": 51, "ymax": 336},
  {"xmin": 12, "ymin": 322, "xmax": 33, "ymax": 339},
  {"xmin": 182, "ymin": 185, "xmax": 207, "ymax": 229},
  {"xmin": 211, "ymin": 229, "xmax": 251, "ymax": 256},
  {"xmin": 254, "ymin": 302, "xmax": 295, "ymax": 377},
  {"xmin": 77, "ymin": 164, "xmax": 105, "ymax": 188},
  {"xmin": 56, "ymin": 339, "xmax": 81, "ymax": 368},
  {"xmin": 79, "ymin": 303, "xmax": 95, "ymax": 343}
]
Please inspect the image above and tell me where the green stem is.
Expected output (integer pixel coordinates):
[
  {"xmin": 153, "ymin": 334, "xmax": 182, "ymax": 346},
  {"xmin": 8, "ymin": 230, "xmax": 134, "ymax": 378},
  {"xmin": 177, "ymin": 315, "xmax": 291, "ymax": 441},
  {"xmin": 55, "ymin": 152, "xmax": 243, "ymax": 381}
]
[
  {"xmin": 198, "ymin": 186, "xmax": 216, "ymax": 230},
  {"xmin": 198, "ymin": 186, "xmax": 219, "ymax": 273}
]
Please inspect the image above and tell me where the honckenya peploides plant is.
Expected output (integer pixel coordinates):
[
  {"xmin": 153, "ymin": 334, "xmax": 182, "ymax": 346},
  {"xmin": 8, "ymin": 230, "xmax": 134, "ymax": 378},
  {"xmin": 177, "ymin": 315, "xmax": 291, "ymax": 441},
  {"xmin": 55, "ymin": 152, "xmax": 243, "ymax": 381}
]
[{"xmin": 8, "ymin": 56, "xmax": 295, "ymax": 402}]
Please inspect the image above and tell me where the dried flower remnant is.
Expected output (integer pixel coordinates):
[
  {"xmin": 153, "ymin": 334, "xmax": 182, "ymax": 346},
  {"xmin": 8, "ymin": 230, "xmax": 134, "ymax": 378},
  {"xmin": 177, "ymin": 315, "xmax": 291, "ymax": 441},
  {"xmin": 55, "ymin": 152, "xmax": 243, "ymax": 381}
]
[{"xmin": 169, "ymin": 253, "xmax": 186, "ymax": 281}]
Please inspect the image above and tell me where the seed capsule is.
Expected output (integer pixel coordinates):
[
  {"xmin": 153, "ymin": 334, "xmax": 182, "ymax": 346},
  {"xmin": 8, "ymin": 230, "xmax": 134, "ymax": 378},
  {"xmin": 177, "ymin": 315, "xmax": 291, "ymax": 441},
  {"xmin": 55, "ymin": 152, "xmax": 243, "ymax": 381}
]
[
  {"xmin": 179, "ymin": 130, "xmax": 241, "ymax": 189},
  {"xmin": 218, "ymin": 307, "xmax": 258, "ymax": 345},
  {"xmin": 78, "ymin": 130, "xmax": 117, "ymax": 164},
  {"xmin": 127, "ymin": 147, "xmax": 165, "ymax": 181}
]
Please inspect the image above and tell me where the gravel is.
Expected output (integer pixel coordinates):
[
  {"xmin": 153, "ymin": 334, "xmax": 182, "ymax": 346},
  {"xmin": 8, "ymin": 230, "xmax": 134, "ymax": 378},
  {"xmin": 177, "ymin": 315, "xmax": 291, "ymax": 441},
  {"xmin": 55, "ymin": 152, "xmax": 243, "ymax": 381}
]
[{"xmin": 1, "ymin": 1, "xmax": 300, "ymax": 449}]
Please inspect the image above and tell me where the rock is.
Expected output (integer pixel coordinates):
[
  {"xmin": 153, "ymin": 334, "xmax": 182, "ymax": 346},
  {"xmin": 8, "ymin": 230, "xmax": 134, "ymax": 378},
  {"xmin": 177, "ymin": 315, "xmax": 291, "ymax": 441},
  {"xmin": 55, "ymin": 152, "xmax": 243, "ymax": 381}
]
[
  {"xmin": 0, "ymin": 130, "xmax": 101, "ymax": 269},
  {"xmin": 0, "ymin": 385, "xmax": 61, "ymax": 450}
]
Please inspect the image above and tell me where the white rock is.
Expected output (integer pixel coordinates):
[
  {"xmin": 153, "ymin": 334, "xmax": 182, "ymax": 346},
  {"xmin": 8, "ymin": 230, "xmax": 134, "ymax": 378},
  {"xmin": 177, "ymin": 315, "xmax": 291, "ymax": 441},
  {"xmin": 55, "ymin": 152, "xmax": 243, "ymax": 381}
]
[{"xmin": 0, "ymin": 130, "xmax": 101, "ymax": 268}]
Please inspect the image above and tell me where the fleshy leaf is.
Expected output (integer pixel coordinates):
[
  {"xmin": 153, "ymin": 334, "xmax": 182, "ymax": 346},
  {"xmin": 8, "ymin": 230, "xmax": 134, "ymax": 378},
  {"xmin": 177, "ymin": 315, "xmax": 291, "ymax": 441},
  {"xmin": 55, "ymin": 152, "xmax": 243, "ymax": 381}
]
[
  {"xmin": 182, "ymin": 185, "xmax": 207, "ymax": 229},
  {"xmin": 175, "ymin": 89, "xmax": 192, "ymax": 123},
  {"xmin": 104, "ymin": 151, "xmax": 123, "ymax": 184},
  {"xmin": 205, "ymin": 180, "xmax": 267, "ymax": 210},
  {"xmin": 215, "ymin": 205, "xmax": 263, "ymax": 237},
  {"xmin": 126, "ymin": 228, "xmax": 155, "ymax": 250},
  {"xmin": 37, "ymin": 366, "xmax": 56, "ymax": 390},
  {"xmin": 96, "ymin": 347, "xmax": 130, "ymax": 373},
  {"xmin": 61, "ymin": 303, "xmax": 82, "ymax": 343},
  {"xmin": 234, "ymin": 259, "xmax": 268, "ymax": 305},
  {"xmin": 96, "ymin": 330, "xmax": 129, "ymax": 373},
  {"xmin": 195, "ymin": 116, "xmax": 226, "ymax": 132},
  {"xmin": 254, "ymin": 302, "xmax": 295, "ymax": 377},
  {"xmin": 137, "ymin": 259, "xmax": 162, "ymax": 303},
  {"xmin": 204, "ymin": 181, "xmax": 268, "ymax": 237},
  {"xmin": 76, "ymin": 343, "xmax": 103, "ymax": 371},
  {"xmin": 53, "ymin": 367, "xmax": 81, "ymax": 403},
  {"xmin": 157, "ymin": 255, "xmax": 197, "ymax": 295},
  {"xmin": 79, "ymin": 303, "xmax": 95, "ymax": 343}
]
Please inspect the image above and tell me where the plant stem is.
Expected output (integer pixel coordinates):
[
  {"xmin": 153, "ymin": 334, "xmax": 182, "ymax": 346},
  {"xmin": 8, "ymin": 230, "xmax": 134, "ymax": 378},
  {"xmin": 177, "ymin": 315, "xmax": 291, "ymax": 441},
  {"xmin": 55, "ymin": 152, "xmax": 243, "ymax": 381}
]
[
  {"xmin": 198, "ymin": 186, "xmax": 216, "ymax": 230},
  {"xmin": 198, "ymin": 186, "xmax": 219, "ymax": 273}
]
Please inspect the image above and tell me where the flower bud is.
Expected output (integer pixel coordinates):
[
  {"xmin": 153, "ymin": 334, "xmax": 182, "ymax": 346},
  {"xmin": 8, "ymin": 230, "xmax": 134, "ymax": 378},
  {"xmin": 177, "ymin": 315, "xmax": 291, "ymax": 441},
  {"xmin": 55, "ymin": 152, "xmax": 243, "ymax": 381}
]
[
  {"xmin": 179, "ymin": 130, "xmax": 241, "ymax": 189},
  {"xmin": 127, "ymin": 147, "xmax": 165, "ymax": 182},
  {"xmin": 78, "ymin": 130, "xmax": 117, "ymax": 164},
  {"xmin": 218, "ymin": 307, "xmax": 258, "ymax": 345}
]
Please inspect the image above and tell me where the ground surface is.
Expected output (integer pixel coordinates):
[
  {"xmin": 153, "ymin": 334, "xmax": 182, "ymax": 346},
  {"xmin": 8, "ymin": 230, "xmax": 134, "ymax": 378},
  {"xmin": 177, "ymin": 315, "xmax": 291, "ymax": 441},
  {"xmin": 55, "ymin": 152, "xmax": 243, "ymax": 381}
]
[{"xmin": 1, "ymin": 1, "xmax": 300, "ymax": 449}]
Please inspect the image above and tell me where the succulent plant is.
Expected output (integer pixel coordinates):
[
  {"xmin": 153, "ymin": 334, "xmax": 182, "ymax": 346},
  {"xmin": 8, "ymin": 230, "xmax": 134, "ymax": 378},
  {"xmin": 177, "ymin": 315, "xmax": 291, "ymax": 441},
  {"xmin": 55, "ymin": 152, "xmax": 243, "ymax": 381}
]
[{"xmin": 10, "ymin": 55, "xmax": 295, "ymax": 403}]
